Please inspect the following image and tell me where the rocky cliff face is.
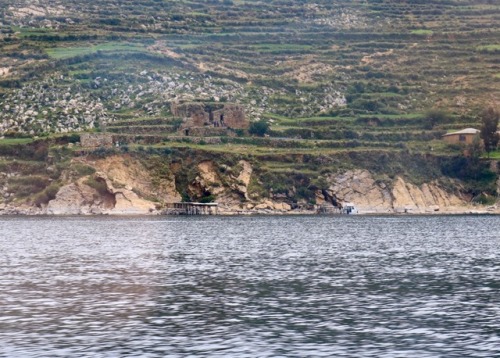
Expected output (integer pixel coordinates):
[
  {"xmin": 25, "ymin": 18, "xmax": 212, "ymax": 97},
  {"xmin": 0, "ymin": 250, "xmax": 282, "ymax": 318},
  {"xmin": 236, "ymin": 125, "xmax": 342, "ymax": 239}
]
[
  {"xmin": 319, "ymin": 170, "xmax": 468, "ymax": 214},
  {"xmin": 0, "ymin": 156, "xmax": 496, "ymax": 215},
  {"xmin": 92, "ymin": 155, "xmax": 181, "ymax": 204},
  {"xmin": 45, "ymin": 173, "xmax": 156, "ymax": 215}
]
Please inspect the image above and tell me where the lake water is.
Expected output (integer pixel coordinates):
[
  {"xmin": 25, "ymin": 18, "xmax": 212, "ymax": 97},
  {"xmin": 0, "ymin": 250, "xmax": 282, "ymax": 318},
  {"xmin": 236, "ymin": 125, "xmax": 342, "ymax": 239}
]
[{"xmin": 0, "ymin": 215, "xmax": 499, "ymax": 357}]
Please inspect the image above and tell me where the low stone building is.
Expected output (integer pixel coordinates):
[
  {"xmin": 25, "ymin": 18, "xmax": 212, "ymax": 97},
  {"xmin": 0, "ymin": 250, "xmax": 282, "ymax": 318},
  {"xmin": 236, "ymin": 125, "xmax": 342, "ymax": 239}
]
[
  {"xmin": 80, "ymin": 133, "xmax": 113, "ymax": 148},
  {"xmin": 442, "ymin": 128, "xmax": 480, "ymax": 145},
  {"xmin": 171, "ymin": 102, "xmax": 248, "ymax": 136}
]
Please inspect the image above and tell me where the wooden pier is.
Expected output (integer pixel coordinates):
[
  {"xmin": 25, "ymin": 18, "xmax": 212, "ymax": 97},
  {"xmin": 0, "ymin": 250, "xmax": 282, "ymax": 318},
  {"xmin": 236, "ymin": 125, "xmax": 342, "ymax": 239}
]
[
  {"xmin": 318, "ymin": 203, "xmax": 357, "ymax": 215},
  {"xmin": 164, "ymin": 202, "xmax": 218, "ymax": 215}
]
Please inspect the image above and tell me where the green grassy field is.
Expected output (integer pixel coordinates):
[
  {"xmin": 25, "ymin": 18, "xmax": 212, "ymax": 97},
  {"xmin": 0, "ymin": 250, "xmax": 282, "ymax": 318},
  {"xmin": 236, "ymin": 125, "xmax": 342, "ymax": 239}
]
[
  {"xmin": 477, "ymin": 45, "xmax": 500, "ymax": 53},
  {"xmin": 0, "ymin": 138, "xmax": 34, "ymax": 145},
  {"xmin": 410, "ymin": 29, "xmax": 433, "ymax": 35},
  {"xmin": 45, "ymin": 43, "xmax": 148, "ymax": 59},
  {"xmin": 487, "ymin": 151, "xmax": 500, "ymax": 159}
]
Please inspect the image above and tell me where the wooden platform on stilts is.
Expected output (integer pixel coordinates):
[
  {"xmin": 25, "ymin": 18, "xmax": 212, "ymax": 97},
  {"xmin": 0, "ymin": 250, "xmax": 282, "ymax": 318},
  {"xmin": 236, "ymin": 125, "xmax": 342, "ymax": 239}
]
[{"xmin": 164, "ymin": 202, "xmax": 218, "ymax": 215}]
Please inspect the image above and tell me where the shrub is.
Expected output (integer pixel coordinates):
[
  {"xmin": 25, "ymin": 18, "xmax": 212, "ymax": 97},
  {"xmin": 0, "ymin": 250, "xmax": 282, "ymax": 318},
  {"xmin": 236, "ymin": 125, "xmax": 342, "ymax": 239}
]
[
  {"xmin": 424, "ymin": 109, "xmax": 452, "ymax": 129},
  {"xmin": 84, "ymin": 177, "xmax": 109, "ymax": 196},
  {"xmin": 8, "ymin": 176, "xmax": 50, "ymax": 198},
  {"xmin": 33, "ymin": 182, "xmax": 61, "ymax": 207},
  {"xmin": 474, "ymin": 193, "xmax": 496, "ymax": 205},
  {"xmin": 234, "ymin": 129, "xmax": 245, "ymax": 137},
  {"xmin": 199, "ymin": 194, "xmax": 216, "ymax": 203},
  {"xmin": 249, "ymin": 120, "xmax": 270, "ymax": 137},
  {"xmin": 72, "ymin": 163, "xmax": 96, "ymax": 177},
  {"xmin": 66, "ymin": 133, "xmax": 81, "ymax": 144}
]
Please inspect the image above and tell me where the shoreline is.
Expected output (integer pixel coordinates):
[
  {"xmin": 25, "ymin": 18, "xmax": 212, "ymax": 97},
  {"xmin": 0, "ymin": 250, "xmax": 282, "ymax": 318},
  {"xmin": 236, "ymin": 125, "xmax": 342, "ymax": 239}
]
[{"xmin": 1, "ymin": 207, "xmax": 499, "ymax": 217}]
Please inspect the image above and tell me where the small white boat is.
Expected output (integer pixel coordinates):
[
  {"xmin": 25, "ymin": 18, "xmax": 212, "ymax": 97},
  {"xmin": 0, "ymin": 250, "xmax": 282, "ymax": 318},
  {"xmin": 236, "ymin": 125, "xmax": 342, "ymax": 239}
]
[{"xmin": 342, "ymin": 203, "xmax": 358, "ymax": 215}]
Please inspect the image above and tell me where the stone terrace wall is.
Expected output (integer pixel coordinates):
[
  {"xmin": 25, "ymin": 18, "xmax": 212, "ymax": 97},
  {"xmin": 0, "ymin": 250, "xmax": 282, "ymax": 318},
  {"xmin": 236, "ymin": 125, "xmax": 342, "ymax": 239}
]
[
  {"xmin": 184, "ymin": 127, "xmax": 228, "ymax": 137},
  {"xmin": 168, "ymin": 136, "xmax": 222, "ymax": 144},
  {"xmin": 80, "ymin": 133, "xmax": 113, "ymax": 148}
]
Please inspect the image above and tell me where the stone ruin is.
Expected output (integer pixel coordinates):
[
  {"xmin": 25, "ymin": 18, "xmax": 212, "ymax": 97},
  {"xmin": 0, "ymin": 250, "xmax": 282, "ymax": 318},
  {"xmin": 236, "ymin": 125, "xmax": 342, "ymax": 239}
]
[
  {"xmin": 171, "ymin": 102, "xmax": 248, "ymax": 136},
  {"xmin": 80, "ymin": 133, "xmax": 113, "ymax": 148}
]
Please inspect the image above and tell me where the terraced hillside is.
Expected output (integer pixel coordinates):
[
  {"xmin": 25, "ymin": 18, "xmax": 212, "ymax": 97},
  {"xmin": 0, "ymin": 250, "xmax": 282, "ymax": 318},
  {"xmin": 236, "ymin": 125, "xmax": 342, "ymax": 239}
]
[
  {"xmin": 0, "ymin": 0, "xmax": 499, "ymax": 212},
  {"xmin": 1, "ymin": 1, "xmax": 499, "ymax": 128}
]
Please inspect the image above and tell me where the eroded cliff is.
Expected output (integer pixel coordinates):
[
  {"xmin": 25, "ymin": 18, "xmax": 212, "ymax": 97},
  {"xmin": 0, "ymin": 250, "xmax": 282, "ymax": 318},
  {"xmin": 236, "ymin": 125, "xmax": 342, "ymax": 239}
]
[
  {"xmin": 319, "ymin": 170, "xmax": 468, "ymax": 214},
  {"xmin": 0, "ymin": 153, "xmax": 498, "ymax": 215}
]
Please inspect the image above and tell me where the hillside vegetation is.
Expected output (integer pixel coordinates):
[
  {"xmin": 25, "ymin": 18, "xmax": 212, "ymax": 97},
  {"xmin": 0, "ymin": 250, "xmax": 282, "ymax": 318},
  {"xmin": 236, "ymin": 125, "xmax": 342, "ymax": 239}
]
[{"xmin": 0, "ymin": 0, "xmax": 499, "ymax": 212}]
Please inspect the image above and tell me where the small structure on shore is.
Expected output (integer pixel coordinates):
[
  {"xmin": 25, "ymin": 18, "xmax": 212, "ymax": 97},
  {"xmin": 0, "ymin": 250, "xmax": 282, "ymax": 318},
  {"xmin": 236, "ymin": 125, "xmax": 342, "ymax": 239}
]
[
  {"xmin": 341, "ymin": 203, "xmax": 358, "ymax": 214},
  {"xmin": 318, "ymin": 204, "xmax": 341, "ymax": 214},
  {"xmin": 442, "ymin": 128, "xmax": 480, "ymax": 145},
  {"xmin": 318, "ymin": 202, "xmax": 358, "ymax": 214},
  {"xmin": 164, "ymin": 202, "xmax": 218, "ymax": 215}
]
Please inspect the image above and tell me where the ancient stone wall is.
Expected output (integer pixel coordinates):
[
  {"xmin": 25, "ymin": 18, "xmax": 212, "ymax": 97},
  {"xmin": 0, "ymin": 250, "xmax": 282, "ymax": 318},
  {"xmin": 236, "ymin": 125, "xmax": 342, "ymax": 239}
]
[
  {"xmin": 212, "ymin": 104, "xmax": 247, "ymax": 129},
  {"xmin": 171, "ymin": 102, "xmax": 208, "ymax": 127},
  {"xmin": 171, "ymin": 102, "xmax": 248, "ymax": 131},
  {"xmin": 80, "ymin": 133, "xmax": 113, "ymax": 148}
]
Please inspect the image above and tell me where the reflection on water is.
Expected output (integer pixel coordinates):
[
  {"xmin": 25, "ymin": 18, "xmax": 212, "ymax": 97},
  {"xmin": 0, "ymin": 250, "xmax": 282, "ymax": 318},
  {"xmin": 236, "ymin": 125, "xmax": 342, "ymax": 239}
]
[{"xmin": 0, "ymin": 216, "xmax": 499, "ymax": 357}]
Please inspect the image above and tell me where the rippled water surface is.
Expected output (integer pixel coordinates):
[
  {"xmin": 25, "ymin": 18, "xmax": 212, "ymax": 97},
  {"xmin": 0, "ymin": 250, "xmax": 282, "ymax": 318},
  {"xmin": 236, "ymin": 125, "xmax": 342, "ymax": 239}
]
[{"xmin": 0, "ymin": 215, "xmax": 499, "ymax": 357}]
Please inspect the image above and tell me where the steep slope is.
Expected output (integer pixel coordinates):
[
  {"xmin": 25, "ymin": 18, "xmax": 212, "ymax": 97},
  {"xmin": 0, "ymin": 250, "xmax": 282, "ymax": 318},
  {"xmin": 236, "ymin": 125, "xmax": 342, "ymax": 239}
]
[
  {"xmin": 0, "ymin": 1, "xmax": 499, "ymax": 212},
  {"xmin": 1, "ymin": 142, "xmax": 498, "ymax": 215}
]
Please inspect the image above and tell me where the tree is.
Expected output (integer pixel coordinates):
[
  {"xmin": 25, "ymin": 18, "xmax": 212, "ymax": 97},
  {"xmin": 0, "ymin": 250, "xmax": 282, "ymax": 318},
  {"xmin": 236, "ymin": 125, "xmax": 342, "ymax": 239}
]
[
  {"xmin": 248, "ymin": 120, "xmax": 270, "ymax": 137},
  {"xmin": 464, "ymin": 136, "xmax": 484, "ymax": 181},
  {"xmin": 479, "ymin": 106, "xmax": 500, "ymax": 158}
]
